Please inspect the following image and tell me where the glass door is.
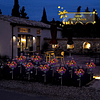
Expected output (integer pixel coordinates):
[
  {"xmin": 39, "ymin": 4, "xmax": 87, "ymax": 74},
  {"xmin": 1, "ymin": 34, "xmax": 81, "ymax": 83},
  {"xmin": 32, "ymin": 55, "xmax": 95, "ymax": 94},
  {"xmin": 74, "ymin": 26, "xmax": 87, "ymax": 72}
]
[
  {"xmin": 26, "ymin": 35, "xmax": 33, "ymax": 51},
  {"xmin": 17, "ymin": 34, "xmax": 33, "ymax": 56}
]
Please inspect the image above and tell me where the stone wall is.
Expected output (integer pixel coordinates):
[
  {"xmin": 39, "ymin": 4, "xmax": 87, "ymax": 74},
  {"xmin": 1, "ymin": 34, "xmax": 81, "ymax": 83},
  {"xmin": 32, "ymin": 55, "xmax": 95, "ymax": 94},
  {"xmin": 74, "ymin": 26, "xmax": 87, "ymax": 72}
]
[{"xmin": 44, "ymin": 38, "xmax": 100, "ymax": 54}]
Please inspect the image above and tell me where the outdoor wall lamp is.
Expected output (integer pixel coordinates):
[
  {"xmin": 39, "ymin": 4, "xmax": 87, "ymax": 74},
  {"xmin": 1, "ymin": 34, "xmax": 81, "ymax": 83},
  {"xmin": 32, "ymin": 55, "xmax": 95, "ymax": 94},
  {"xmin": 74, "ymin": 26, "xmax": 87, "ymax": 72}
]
[
  {"xmin": 33, "ymin": 36, "xmax": 35, "ymax": 45},
  {"xmin": 13, "ymin": 35, "xmax": 16, "ymax": 42},
  {"xmin": 67, "ymin": 40, "xmax": 74, "ymax": 57},
  {"xmin": 33, "ymin": 37, "xmax": 35, "ymax": 40}
]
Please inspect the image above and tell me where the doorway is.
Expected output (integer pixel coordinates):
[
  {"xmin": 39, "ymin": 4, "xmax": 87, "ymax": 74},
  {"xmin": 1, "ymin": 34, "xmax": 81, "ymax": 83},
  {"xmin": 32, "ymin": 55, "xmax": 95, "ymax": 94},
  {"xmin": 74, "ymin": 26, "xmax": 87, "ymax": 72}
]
[{"xmin": 17, "ymin": 34, "xmax": 33, "ymax": 56}]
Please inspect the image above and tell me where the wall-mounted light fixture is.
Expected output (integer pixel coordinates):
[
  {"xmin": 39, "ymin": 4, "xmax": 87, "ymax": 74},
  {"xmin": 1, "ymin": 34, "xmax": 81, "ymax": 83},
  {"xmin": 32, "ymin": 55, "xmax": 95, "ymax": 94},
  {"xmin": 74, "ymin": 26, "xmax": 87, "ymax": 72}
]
[
  {"xmin": 13, "ymin": 35, "xmax": 16, "ymax": 42},
  {"xmin": 67, "ymin": 40, "xmax": 74, "ymax": 57},
  {"xmin": 33, "ymin": 37, "xmax": 35, "ymax": 40},
  {"xmin": 33, "ymin": 36, "xmax": 35, "ymax": 51}
]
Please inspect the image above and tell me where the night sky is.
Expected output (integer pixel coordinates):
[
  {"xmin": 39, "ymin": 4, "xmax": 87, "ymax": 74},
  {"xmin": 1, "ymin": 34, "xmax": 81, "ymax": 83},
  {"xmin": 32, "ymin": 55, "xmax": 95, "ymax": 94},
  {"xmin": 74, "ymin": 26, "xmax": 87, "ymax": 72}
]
[{"xmin": 0, "ymin": 0, "xmax": 100, "ymax": 21}]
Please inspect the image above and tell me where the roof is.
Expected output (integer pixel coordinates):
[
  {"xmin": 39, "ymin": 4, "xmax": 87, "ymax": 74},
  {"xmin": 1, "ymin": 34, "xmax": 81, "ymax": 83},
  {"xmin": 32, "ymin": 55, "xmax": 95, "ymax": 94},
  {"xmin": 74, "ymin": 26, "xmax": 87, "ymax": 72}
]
[{"xmin": 0, "ymin": 14, "xmax": 62, "ymax": 30}]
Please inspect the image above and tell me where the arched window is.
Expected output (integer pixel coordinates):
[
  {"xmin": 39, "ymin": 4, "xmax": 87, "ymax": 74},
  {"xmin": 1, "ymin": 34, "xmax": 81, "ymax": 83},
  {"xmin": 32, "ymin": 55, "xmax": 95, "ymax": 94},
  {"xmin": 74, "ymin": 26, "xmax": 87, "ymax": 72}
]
[{"xmin": 83, "ymin": 42, "xmax": 91, "ymax": 49}]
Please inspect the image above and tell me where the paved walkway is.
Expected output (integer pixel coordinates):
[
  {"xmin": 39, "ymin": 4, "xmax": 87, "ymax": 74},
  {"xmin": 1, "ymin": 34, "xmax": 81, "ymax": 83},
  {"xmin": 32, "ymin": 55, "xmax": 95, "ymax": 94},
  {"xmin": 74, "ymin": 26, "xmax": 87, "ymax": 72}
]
[{"xmin": 0, "ymin": 89, "xmax": 59, "ymax": 100}]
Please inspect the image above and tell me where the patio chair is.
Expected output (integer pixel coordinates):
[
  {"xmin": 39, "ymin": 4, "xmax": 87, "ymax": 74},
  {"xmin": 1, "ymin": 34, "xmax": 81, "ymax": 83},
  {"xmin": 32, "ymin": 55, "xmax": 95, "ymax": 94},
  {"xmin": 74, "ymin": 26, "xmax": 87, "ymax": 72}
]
[
  {"xmin": 45, "ymin": 51, "xmax": 55, "ymax": 62},
  {"xmin": 55, "ymin": 50, "xmax": 65, "ymax": 64}
]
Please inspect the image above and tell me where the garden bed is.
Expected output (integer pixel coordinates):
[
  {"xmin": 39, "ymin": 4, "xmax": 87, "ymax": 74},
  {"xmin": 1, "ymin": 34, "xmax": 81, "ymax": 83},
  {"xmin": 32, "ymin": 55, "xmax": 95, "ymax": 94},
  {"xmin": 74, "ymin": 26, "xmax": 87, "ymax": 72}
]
[
  {"xmin": 2, "ymin": 64, "xmax": 94, "ymax": 87},
  {"xmin": 0, "ymin": 54, "xmax": 95, "ymax": 87}
]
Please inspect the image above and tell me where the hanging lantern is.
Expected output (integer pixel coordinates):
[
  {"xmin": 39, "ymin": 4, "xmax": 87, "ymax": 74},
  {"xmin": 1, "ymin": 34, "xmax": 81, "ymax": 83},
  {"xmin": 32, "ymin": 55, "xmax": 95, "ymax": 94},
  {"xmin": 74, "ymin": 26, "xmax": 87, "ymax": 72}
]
[
  {"xmin": 52, "ymin": 44, "xmax": 59, "ymax": 49},
  {"xmin": 67, "ymin": 40, "xmax": 74, "ymax": 49}
]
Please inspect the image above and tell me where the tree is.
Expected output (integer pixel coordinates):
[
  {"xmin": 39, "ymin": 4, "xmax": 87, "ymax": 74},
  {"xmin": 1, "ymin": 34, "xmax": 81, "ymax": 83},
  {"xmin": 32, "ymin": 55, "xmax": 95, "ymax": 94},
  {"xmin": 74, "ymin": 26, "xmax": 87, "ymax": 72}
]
[
  {"xmin": 85, "ymin": 7, "xmax": 90, "ymax": 12},
  {"xmin": 41, "ymin": 7, "xmax": 48, "ymax": 23},
  {"xmin": 0, "ymin": 9, "xmax": 2, "ymax": 14},
  {"xmin": 55, "ymin": 20, "xmax": 63, "ymax": 27},
  {"xmin": 93, "ymin": 8, "xmax": 100, "ymax": 37},
  {"xmin": 77, "ymin": 6, "xmax": 81, "ymax": 12},
  {"xmin": 93, "ymin": 8, "xmax": 99, "ymax": 22},
  {"xmin": 11, "ymin": 0, "xmax": 20, "ymax": 17},
  {"xmin": 20, "ymin": 6, "xmax": 29, "ymax": 19}
]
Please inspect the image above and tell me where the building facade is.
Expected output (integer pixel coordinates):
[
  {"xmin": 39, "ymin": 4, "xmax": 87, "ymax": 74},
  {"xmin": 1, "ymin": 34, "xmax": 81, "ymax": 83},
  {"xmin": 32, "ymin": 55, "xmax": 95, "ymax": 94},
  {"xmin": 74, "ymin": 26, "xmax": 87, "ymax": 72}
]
[
  {"xmin": 44, "ymin": 38, "xmax": 100, "ymax": 54},
  {"xmin": 0, "ymin": 15, "xmax": 62, "ymax": 58}
]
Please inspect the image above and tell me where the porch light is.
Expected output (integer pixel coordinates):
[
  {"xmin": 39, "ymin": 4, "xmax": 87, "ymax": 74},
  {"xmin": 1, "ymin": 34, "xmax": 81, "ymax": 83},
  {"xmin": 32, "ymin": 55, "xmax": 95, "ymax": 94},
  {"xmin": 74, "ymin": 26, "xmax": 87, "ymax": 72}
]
[
  {"xmin": 33, "ymin": 37, "xmax": 35, "ymax": 40},
  {"xmin": 13, "ymin": 35, "xmax": 16, "ymax": 42},
  {"xmin": 67, "ymin": 40, "xmax": 74, "ymax": 57}
]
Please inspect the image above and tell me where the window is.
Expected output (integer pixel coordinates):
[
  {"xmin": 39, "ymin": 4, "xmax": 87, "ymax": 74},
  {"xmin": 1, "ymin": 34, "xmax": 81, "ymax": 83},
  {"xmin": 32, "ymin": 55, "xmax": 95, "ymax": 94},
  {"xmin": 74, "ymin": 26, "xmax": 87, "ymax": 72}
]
[
  {"xmin": 18, "ymin": 28, "xmax": 30, "ymax": 33},
  {"xmin": 83, "ymin": 42, "xmax": 91, "ymax": 49},
  {"xmin": 17, "ymin": 34, "xmax": 33, "ymax": 52},
  {"xmin": 37, "ymin": 29, "xmax": 41, "ymax": 34}
]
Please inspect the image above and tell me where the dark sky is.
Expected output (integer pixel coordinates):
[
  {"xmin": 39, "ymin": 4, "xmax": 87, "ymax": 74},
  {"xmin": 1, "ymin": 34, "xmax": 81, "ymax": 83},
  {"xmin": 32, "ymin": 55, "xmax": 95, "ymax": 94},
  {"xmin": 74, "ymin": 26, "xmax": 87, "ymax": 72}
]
[{"xmin": 0, "ymin": 0, "xmax": 100, "ymax": 21}]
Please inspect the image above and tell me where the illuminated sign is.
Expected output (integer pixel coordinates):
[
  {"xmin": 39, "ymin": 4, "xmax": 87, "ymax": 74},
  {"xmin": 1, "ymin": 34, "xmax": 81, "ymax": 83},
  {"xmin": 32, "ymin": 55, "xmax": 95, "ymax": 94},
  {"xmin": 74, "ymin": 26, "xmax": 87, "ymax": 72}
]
[{"xmin": 58, "ymin": 6, "xmax": 96, "ymax": 25}]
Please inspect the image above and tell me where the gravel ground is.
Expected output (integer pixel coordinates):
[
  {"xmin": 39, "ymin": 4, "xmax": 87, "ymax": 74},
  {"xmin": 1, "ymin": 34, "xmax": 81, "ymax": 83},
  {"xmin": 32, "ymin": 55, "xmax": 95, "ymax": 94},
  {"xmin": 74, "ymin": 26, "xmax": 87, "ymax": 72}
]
[{"xmin": 0, "ymin": 79, "xmax": 100, "ymax": 100}]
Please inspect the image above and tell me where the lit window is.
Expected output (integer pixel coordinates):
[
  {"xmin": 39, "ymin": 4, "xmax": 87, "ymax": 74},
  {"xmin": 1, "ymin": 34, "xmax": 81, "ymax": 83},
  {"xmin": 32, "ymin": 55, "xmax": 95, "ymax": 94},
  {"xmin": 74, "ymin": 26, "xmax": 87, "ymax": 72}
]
[
  {"xmin": 18, "ymin": 28, "xmax": 30, "ymax": 33},
  {"xmin": 37, "ymin": 29, "xmax": 41, "ymax": 34},
  {"xmin": 83, "ymin": 42, "xmax": 91, "ymax": 49}
]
